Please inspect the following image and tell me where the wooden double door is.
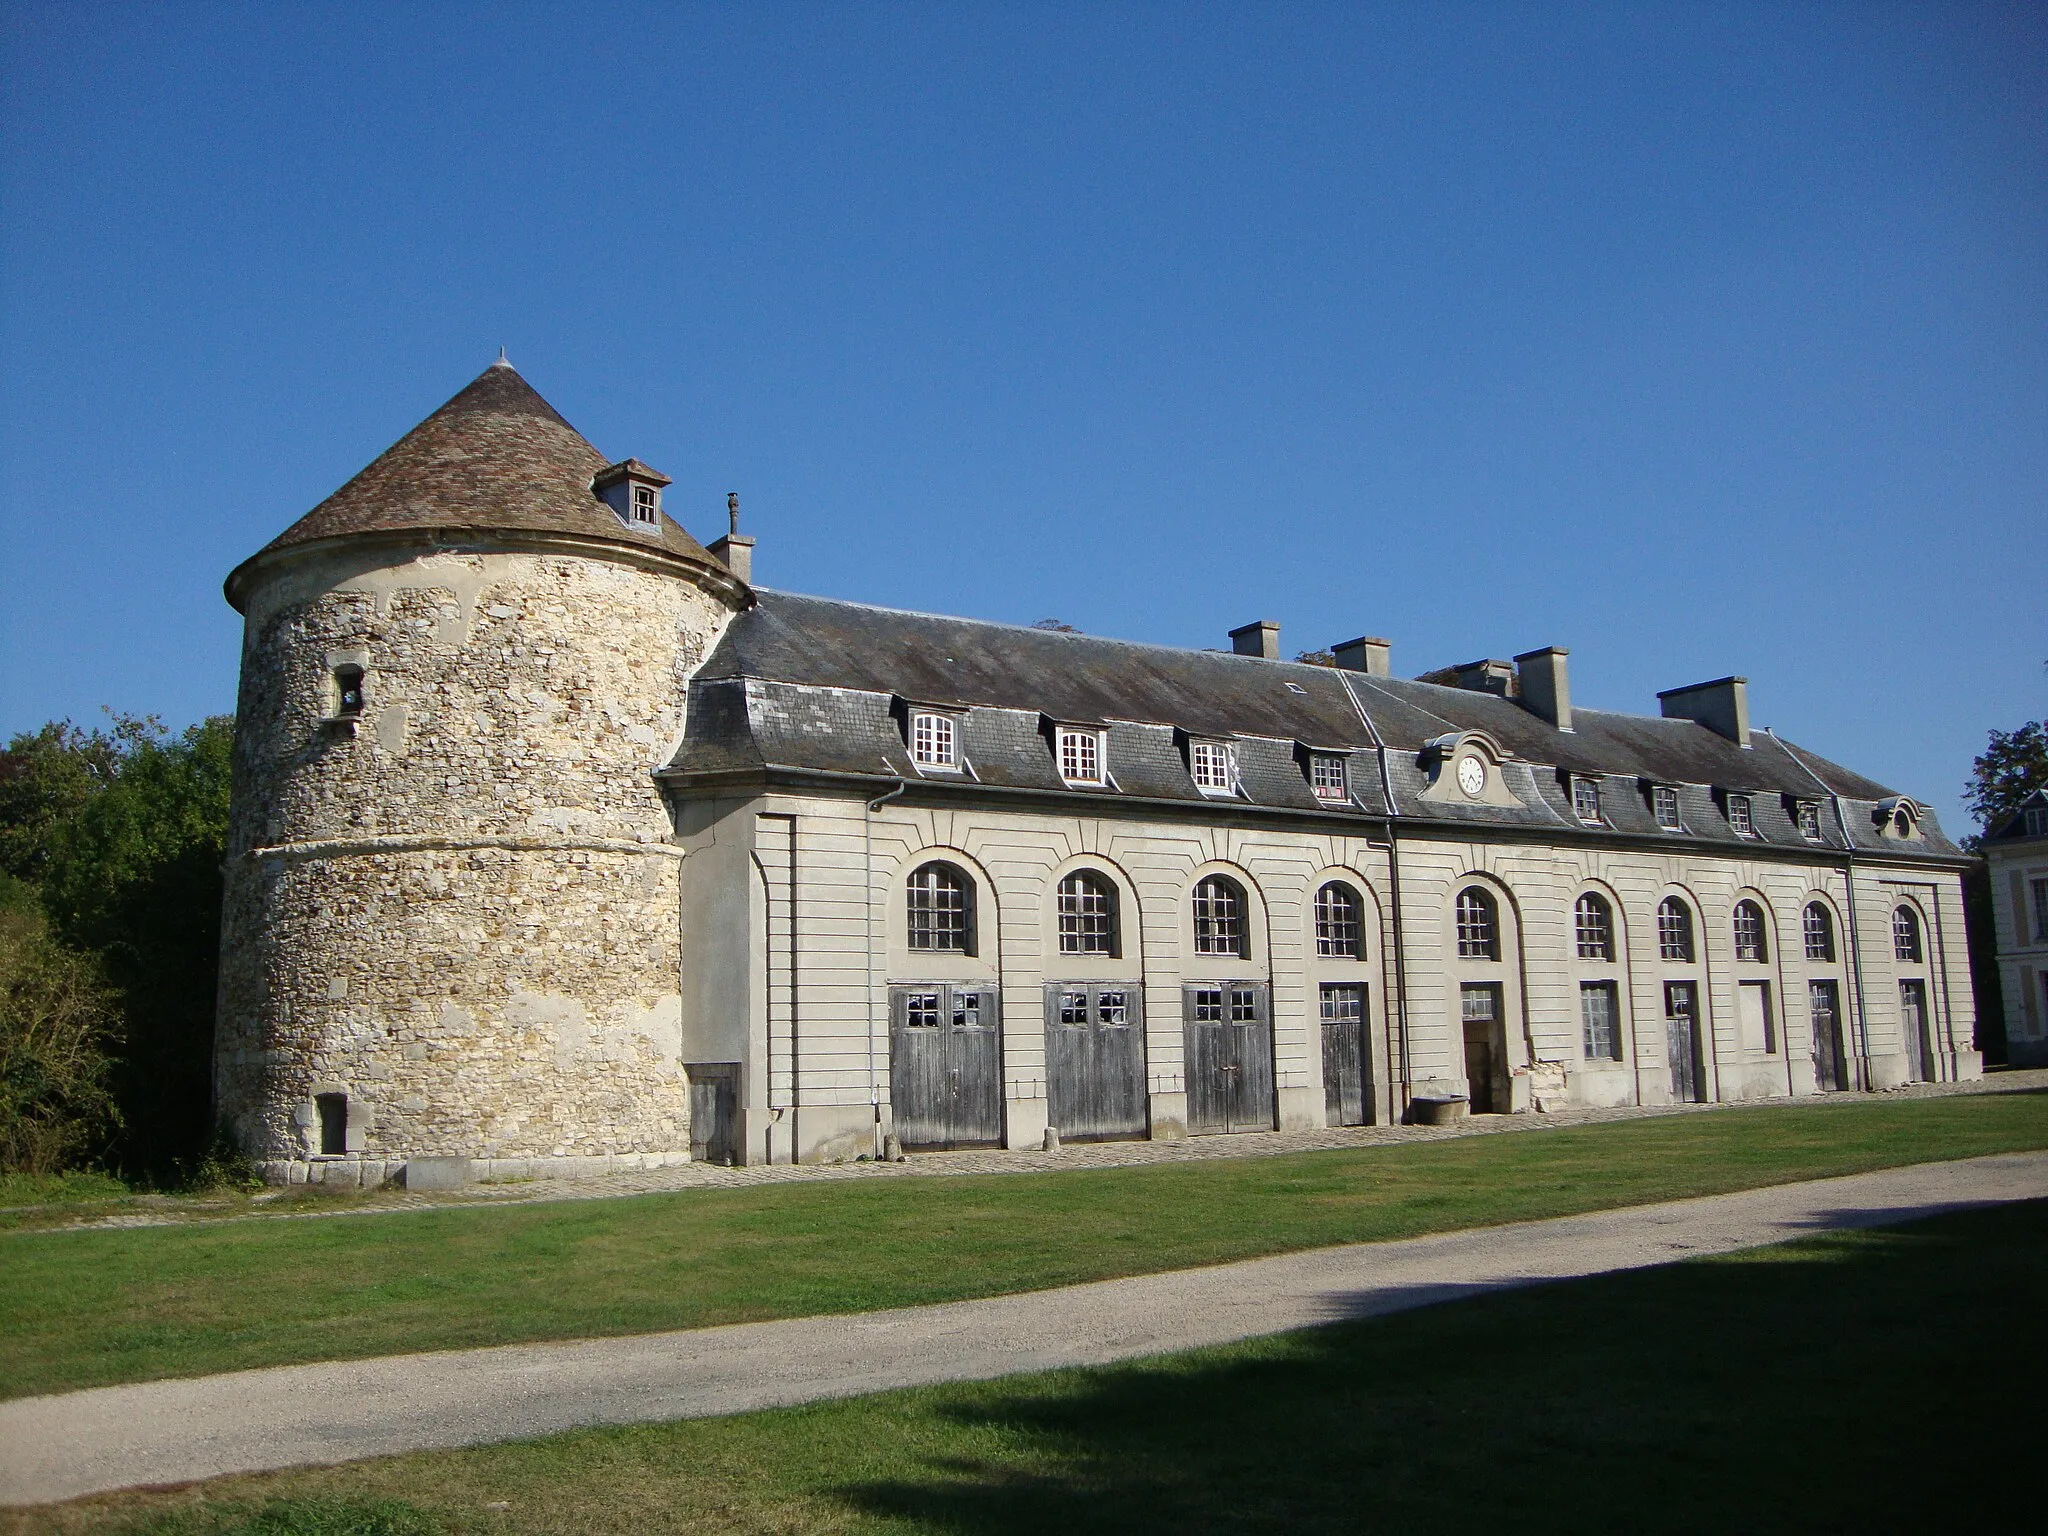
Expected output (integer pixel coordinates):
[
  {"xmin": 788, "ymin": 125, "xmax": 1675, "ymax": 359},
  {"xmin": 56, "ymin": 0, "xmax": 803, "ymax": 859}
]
[
  {"xmin": 1183, "ymin": 982, "xmax": 1275, "ymax": 1135},
  {"xmin": 890, "ymin": 984, "xmax": 1003, "ymax": 1150},
  {"xmin": 1665, "ymin": 982, "xmax": 1705, "ymax": 1104},
  {"xmin": 1046, "ymin": 983, "xmax": 1148, "ymax": 1141},
  {"xmin": 1320, "ymin": 982, "xmax": 1371, "ymax": 1126},
  {"xmin": 1810, "ymin": 981, "xmax": 1849, "ymax": 1092}
]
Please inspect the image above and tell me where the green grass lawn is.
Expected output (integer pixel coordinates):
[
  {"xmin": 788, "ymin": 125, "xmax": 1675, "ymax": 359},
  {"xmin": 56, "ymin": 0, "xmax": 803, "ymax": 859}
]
[
  {"xmin": 24, "ymin": 1194, "xmax": 2042, "ymax": 1535},
  {"xmin": 2, "ymin": 1091, "xmax": 2045, "ymax": 1403}
]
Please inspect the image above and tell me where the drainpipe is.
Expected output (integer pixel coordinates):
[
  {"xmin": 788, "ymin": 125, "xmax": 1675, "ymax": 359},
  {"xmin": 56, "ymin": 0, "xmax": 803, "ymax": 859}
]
[
  {"xmin": 865, "ymin": 773, "xmax": 909, "ymax": 1157},
  {"xmin": 1342, "ymin": 675, "xmax": 1412, "ymax": 1123}
]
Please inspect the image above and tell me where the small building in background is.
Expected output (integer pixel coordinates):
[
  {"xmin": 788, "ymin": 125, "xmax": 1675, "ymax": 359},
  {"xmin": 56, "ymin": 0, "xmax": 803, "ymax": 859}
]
[{"xmin": 1984, "ymin": 789, "xmax": 2048, "ymax": 1066}]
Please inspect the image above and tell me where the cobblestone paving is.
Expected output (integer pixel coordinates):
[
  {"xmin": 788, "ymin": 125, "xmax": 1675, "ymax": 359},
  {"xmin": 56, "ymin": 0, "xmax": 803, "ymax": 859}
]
[{"xmin": 51, "ymin": 1066, "xmax": 2047, "ymax": 1232}]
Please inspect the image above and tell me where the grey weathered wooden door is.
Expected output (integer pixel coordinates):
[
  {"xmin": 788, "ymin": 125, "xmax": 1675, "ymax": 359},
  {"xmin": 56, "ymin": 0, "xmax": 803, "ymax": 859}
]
[
  {"xmin": 1809, "ymin": 981, "xmax": 1846, "ymax": 1092},
  {"xmin": 1665, "ymin": 982, "xmax": 1703, "ymax": 1104},
  {"xmin": 1183, "ymin": 983, "xmax": 1275, "ymax": 1134},
  {"xmin": 687, "ymin": 1063, "xmax": 740, "ymax": 1165},
  {"xmin": 1046, "ymin": 983, "xmax": 1148, "ymax": 1141},
  {"xmin": 1899, "ymin": 980, "xmax": 1930, "ymax": 1082},
  {"xmin": 890, "ymin": 985, "xmax": 1003, "ymax": 1150},
  {"xmin": 1460, "ymin": 983, "xmax": 1503, "ymax": 1113},
  {"xmin": 1320, "ymin": 983, "xmax": 1368, "ymax": 1126}
]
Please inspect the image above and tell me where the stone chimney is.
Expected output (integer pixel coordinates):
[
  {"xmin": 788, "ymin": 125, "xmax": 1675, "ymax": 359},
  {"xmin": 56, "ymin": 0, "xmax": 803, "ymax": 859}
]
[
  {"xmin": 1230, "ymin": 620, "xmax": 1281, "ymax": 659},
  {"xmin": 1332, "ymin": 636, "xmax": 1392, "ymax": 676},
  {"xmin": 1658, "ymin": 676, "xmax": 1750, "ymax": 746},
  {"xmin": 708, "ymin": 533, "xmax": 754, "ymax": 583},
  {"xmin": 1514, "ymin": 647, "xmax": 1572, "ymax": 731}
]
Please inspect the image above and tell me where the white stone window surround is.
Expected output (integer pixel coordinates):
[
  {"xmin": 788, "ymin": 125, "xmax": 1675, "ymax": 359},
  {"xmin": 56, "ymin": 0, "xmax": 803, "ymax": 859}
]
[
  {"xmin": 1056, "ymin": 869, "xmax": 1119, "ymax": 956},
  {"xmin": 1733, "ymin": 899, "xmax": 1769, "ymax": 963},
  {"xmin": 910, "ymin": 710, "xmax": 959, "ymax": 770},
  {"xmin": 1652, "ymin": 783, "xmax": 1683, "ymax": 831},
  {"xmin": 1314, "ymin": 881, "xmax": 1363, "ymax": 958},
  {"xmin": 1803, "ymin": 901, "xmax": 1837, "ymax": 962},
  {"xmin": 1455, "ymin": 886, "xmax": 1499, "ymax": 960},
  {"xmin": 1057, "ymin": 726, "xmax": 1105, "ymax": 785},
  {"xmin": 1574, "ymin": 892, "xmax": 1614, "ymax": 960},
  {"xmin": 1190, "ymin": 739, "xmax": 1236, "ymax": 796},
  {"xmin": 1796, "ymin": 800, "xmax": 1823, "ymax": 841},
  {"xmin": 1309, "ymin": 752, "xmax": 1348, "ymax": 801},
  {"xmin": 1892, "ymin": 903, "xmax": 1923, "ymax": 964},
  {"xmin": 1727, "ymin": 793, "xmax": 1755, "ymax": 838},
  {"xmin": 1571, "ymin": 775, "xmax": 1602, "ymax": 825}
]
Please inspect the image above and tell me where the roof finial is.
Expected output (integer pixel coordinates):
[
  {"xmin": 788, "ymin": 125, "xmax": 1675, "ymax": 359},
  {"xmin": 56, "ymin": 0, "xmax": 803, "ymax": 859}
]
[
  {"xmin": 727, "ymin": 491, "xmax": 739, "ymax": 537},
  {"xmin": 493, "ymin": 347, "xmax": 511, "ymax": 369}
]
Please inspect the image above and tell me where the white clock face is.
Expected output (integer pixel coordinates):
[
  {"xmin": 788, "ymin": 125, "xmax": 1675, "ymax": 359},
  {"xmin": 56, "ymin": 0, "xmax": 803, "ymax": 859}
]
[{"xmin": 1456, "ymin": 755, "xmax": 1486, "ymax": 798}]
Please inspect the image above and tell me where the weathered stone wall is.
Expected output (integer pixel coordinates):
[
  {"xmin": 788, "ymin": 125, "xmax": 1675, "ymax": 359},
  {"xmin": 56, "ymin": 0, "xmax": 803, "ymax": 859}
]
[{"xmin": 216, "ymin": 544, "xmax": 736, "ymax": 1180}]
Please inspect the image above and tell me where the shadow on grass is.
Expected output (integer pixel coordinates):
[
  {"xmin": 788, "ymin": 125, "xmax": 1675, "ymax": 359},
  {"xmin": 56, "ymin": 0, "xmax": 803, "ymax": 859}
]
[{"xmin": 827, "ymin": 1200, "xmax": 2044, "ymax": 1535}]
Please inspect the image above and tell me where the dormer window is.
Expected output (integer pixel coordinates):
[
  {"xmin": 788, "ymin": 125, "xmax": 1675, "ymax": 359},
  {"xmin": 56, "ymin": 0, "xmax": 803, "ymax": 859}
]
[
  {"xmin": 1796, "ymin": 800, "xmax": 1823, "ymax": 841},
  {"xmin": 1571, "ymin": 776, "xmax": 1602, "ymax": 825},
  {"xmin": 1309, "ymin": 753, "xmax": 1348, "ymax": 801},
  {"xmin": 911, "ymin": 711, "xmax": 958, "ymax": 770},
  {"xmin": 1728, "ymin": 794, "xmax": 1755, "ymax": 837},
  {"xmin": 1190, "ymin": 740, "xmax": 1234, "ymax": 795},
  {"xmin": 1058, "ymin": 727, "xmax": 1102, "ymax": 785},
  {"xmin": 1652, "ymin": 784, "xmax": 1682, "ymax": 831},
  {"xmin": 2027, "ymin": 806, "xmax": 2048, "ymax": 838},
  {"xmin": 592, "ymin": 458, "xmax": 672, "ymax": 531}
]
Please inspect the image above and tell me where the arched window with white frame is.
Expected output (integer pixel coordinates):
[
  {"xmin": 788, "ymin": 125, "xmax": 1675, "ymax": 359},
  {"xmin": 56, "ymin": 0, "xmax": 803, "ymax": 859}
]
[
  {"xmin": 1455, "ymin": 887, "xmax": 1498, "ymax": 960},
  {"xmin": 1315, "ymin": 882, "xmax": 1363, "ymax": 959},
  {"xmin": 1056, "ymin": 870, "xmax": 1119, "ymax": 957},
  {"xmin": 1193, "ymin": 875, "xmax": 1249, "ymax": 958},
  {"xmin": 907, "ymin": 861, "xmax": 975, "ymax": 954},
  {"xmin": 1574, "ymin": 893, "xmax": 1614, "ymax": 961}
]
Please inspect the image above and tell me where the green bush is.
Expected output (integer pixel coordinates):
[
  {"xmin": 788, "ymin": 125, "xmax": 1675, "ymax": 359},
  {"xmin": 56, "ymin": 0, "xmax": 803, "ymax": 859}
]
[{"xmin": 0, "ymin": 904, "xmax": 122, "ymax": 1174}]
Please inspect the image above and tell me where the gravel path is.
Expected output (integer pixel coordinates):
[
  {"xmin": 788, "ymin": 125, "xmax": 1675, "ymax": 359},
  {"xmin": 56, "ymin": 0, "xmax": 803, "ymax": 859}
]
[
  {"xmin": 5, "ymin": 1149, "xmax": 2043, "ymax": 1507},
  {"xmin": 55, "ymin": 1065, "xmax": 2048, "ymax": 1232}
]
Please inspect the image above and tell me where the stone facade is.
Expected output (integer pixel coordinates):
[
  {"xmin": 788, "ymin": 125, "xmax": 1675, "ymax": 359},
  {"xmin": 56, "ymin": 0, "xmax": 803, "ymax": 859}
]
[
  {"xmin": 217, "ymin": 361, "xmax": 1978, "ymax": 1184},
  {"xmin": 1984, "ymin": 792, "xmax": 2048, "ymax": 1067},
  {"xmin": 217, "ymin": 543, "xmax": 736, "ymax": 1183}
]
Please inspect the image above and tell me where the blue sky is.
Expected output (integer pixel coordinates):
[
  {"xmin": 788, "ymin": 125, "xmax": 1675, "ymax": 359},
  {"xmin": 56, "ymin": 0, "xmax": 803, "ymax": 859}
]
[{"xmin": 1, "ymin": 2, "xmax": 2042, "ymax": 835}]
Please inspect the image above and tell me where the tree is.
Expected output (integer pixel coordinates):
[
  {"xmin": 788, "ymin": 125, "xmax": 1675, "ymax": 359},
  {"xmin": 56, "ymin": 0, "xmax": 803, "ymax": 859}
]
[
  {"xmin": 0, "ymin": 714, "xmax": 234, "ymax": 1176},
  {"xmin": 1294, "ymin": 649, "xmax": 1336, "ymax": 668},
  {"xmin": 1963, "ymin": 719, "xmax": 2048, "ymax": 841},
  {"xmin": 1031, "ymin": 618, "xmax": 1081, "ymax": 633},
  {"xmin": 0, "ymin": 904, "xmax": 122, "ymax": 1174}
]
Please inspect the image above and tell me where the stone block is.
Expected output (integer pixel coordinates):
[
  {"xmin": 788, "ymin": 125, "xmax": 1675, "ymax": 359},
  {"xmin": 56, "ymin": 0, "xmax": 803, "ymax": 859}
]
[{"xmin": 405, "ymin": 1156, "xmax": 472, "ymax": 1191}]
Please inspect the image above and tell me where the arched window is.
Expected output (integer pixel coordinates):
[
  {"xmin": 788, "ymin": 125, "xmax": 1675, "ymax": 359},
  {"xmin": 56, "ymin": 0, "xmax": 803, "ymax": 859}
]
[
  {"xmin": 907, "ymin": 862, "xmax": 974, "ymax": 953},
  {"xmin": 1057, "ymin": 870, "xmax": 1118, "ymax": 956},
  {"xmin": 1803, "ymin": 903, "xmax": 1836, "ymax": 963},
  {"xmin": 1658, "ymin": 897, "xmax": 1695, "ymax": 962},
  {"xmin": 1893, "ymin": 905, "xmax": 1922, "ymax": 963},
  {"xmin": 1733, "ymin": 901, "xmax": 1768, "ymax": 963},
  {"xmin": 1574, "ymin": 893, "xmax": 1614, "ymax": 961},
  {"xmin": 1455, "ymin": 887, "xmax": 1498, "ymax": 960},
  {"xmin": 1192, "ymin": 876, "xmax": 1248, "ymax": 957},
  {"xmin": 1315, "ymin": 882, "xmax": 1363, "ymax": 958}
]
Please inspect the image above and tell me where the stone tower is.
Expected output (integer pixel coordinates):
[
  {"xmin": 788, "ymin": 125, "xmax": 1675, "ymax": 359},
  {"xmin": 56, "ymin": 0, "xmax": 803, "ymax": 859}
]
[{"xmin": 215, "ymin": 360, "xmax": 750, "ymax": 1184}]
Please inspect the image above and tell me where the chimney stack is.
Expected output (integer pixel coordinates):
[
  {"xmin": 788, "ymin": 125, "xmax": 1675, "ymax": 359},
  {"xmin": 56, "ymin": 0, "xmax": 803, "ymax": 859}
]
[
  {"xmin": 1658, "ymin": 676, "xmax": 1750, "ymax": 746},
  {"xmin": 708, "ymin": 533, "xmax": 755, "ymax": 583},
  {"xmin": 1230, "ymin": 620, "xmax": 1281, "ymax": 660},
  {"xmin": 1514, "ymin": 647, "xmax": 1572, "ymax": 731},
  {"xmin": 1332, "ymin": 635, "xmax": 1392, "ymax": 676}
]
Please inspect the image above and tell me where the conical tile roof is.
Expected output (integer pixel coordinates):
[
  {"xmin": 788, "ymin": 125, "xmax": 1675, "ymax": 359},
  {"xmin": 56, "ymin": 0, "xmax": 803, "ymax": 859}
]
[{"xmin": 230, "ymin": 360, "xmax": 722, "ymax": 605}]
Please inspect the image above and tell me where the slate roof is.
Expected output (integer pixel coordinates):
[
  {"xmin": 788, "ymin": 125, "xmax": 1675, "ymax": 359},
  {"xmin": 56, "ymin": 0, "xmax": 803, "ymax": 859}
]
[
  {"xmin": 227, "ymin": 361, "xmax": 721, "ymax": 606},
  {"xmin": 669, "ymin": 589, "xmax": 1962, "ymax": 861}
]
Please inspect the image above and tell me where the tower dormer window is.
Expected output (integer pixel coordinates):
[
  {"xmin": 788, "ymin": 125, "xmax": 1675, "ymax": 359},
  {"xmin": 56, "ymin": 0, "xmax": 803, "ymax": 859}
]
[
  {"xmin": 1571, "ymin": 776, "xmax": 1602, "ymax": 825},
  {"xmin": 1309, "ymin": 753, "xmax": 1348, "ymax": 801},
  {"xmin": 592, "ymin": 458, "xmax": 672, "ymax": 531}
]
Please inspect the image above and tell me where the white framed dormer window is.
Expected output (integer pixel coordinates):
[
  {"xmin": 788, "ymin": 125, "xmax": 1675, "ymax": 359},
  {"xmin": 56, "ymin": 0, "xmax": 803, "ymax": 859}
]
[
  {"xmin": 1191, "ymin": 740, "xmax": 1235, "ymax": 795},
  {"xmin": 631, "ymin": 483, "xmax": 658, "ymax": 524},
  {"xmin": 1653, "ymin": 784, "xmax": 1682, "ymax": 831},
  {"xmin": 1572, "ymin": 776, "xmax": 1602, "ymax": 825},
  {"xmin": 1058, "ymin": 727, "xmax": 1103, "ymax": 785},
  {"xmin": 910, "ymin": 711, "xmax": 958, "ymax": 770},
  {"xmin": 2026, "ymin": 806, "xmax": 2048, "ymax": 838},
  {"xmin": 1728, "ymin": 794, "xmax": 1755, "ymax": 837},
  {"xmin": 1797, "ymin": 800, "xmax": 1823, "ymax": 841},
  {"xmin": 1310, "ymin": 753, "xmax": 1348, "ymax": 801}
]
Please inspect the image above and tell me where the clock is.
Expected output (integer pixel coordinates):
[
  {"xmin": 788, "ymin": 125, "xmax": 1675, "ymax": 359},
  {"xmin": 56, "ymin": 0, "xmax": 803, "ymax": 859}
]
[{"xmin": 1456, "ymin": 755, "xmax": 1486, "ymax": 798}]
